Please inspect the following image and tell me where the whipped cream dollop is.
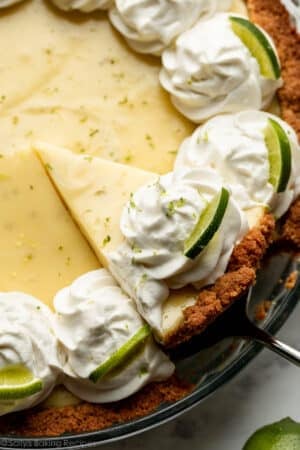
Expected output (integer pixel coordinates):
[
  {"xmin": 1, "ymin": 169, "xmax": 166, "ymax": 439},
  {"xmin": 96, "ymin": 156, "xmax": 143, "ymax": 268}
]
[
  {"xmin": 51, "ymin": 0, "xmax": 112, "ymax": 12},
  {"xmin": 109, "ymin": 168, "xmax": 247, "ymax": 331},
  {"xmin": 175, "ymin": 111, "xmax": 300, "ymax": 218},
  {"xmin": 109, "ymin": 0, "xmax": 232, "ymax": 56},
  {"xmin": 53, "ymin": 269, "xmax": 174, "ymax": 403},
  {"xmin": 160, "ymin": 13, "xmax": 282, "ymax": 123},
  {"xmin": 0, "ymin": 293, "xmax": 62, "ymax": 416}
]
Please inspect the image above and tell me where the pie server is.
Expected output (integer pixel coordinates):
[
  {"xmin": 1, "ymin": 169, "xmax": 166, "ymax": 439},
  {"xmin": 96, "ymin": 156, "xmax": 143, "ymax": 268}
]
[{"xmin": 168, "ymin": 253, "xmax": 300, "ymax": 367}]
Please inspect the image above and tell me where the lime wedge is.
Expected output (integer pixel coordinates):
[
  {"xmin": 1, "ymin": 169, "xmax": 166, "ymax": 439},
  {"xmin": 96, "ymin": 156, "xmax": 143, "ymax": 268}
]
[
  {"xmin": 264, "ymin": 118, "xmax": 292, "ymax": 193},
  {"xmin": 184, "ymin": 187, "xmax": 230, "ymax": 260},
  {"xmin": 89, "ymin": 324, "xmax": 151, "ymax": 383},
  {"xmin": 230, "ymin": 16, "xmax": 281, "ymax": 79},
  {"xmin": 243, "ymin": 418, "xmax": 300, "ymax": 450},
  {"xmin": 0, "ymin": 365, "xmax": 43, "ymax": 400}
]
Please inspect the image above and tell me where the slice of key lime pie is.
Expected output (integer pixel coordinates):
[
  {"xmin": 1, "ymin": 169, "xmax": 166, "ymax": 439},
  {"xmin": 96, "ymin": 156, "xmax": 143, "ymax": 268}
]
[
  {"xmin": 35, "ymin": 143, "xmax": 248, "ymax": 340},
  {"xmin": 35, "ymin": 115, "xmax": 298, "ymax": 343},
  {"xmin": 0, "ymin": 0, "xmax": 299, "ymax": 438}
]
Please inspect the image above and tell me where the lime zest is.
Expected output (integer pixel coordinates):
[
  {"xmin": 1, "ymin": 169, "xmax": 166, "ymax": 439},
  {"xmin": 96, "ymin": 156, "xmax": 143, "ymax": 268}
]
[
  {"xmin": 230, "ymin": 16, "xmax": 281, "ymax": 79},
  {"xmin": 89, "ymin": 325, "xmax": 151, "ymax": 383},
  {"xmin": 0, "ymin": 365, "xmax": 43, "ymax": 400},
  {"xmin": 264, "ymin": 118, "xmax": 292, "ymax": 193},
  {"xmin": 184, "ymin": 187, "xmax": 230, "ymax": 260}
]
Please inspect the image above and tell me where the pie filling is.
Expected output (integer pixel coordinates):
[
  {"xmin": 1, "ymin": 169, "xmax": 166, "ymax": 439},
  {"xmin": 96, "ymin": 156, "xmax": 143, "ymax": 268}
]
[{"xmin": 0, "ymin": 0, "xmax": 299, "ymax": 433}]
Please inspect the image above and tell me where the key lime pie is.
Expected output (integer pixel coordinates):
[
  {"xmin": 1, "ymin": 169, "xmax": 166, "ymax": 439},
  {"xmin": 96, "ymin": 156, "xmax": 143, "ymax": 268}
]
[{"xmin": 0, "ymin": 0, "xmax": 299, "ymax": 437}]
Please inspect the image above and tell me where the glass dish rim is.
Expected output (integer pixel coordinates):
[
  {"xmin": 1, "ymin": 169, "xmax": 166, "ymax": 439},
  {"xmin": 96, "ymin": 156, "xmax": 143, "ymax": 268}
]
[{"xmin": 0, "ymin": 271, "xmax": 299, "ymax": 450}]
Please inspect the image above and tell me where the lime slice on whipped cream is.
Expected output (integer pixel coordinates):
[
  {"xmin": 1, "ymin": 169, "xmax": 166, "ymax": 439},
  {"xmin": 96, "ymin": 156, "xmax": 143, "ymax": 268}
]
[
  {"xmin": 264, "ymin": 118, "xmax": 292, "ymax": 193},
  {"xmin": 230, "ymin": 16, "xmax": 281, "ymax": 79},
  {"xmin": 184, "ymin": 187, "xmax": 230, "ymax": 260},
  {"xmin": 0, "ymin": 365, "xmax": 43, "ymax": 400},
  {"xmin": 89, "ymin": 325, "xmax": 151, "ymax": 383},
  {"xmin": 243, "ymin": 418, "xmax": 300, "ymax": 450}
]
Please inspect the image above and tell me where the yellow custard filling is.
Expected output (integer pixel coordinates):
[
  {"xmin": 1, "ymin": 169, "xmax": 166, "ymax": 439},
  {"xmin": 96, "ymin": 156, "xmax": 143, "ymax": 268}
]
[
  {"xmin": 0, "ymin": 150, "xmax": 98, "ymax": 307},
  {"xmin": 0, "ymin": 0, "xmax": 198, "ymax": 312},
  {"xmin": 0, "ymin": 0, "xmax": 193, "ymax": 174}
]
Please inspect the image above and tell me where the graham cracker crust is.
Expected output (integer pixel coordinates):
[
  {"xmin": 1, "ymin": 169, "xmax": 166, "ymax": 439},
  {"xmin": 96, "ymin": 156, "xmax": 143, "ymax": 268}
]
[
  {"xmin": 0, "ymin": 376, "xmax": 192, "ymax": 437},
  {"xmin": 247, "ymin": 0, "xmax": 300, "ymax": 138}
]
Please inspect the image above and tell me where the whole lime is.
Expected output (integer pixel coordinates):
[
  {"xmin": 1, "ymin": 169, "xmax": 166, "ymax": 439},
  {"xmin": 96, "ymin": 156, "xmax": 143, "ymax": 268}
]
[{"xmin": 244, "ymin": 418, "xmax": 300, "ymax": 450}]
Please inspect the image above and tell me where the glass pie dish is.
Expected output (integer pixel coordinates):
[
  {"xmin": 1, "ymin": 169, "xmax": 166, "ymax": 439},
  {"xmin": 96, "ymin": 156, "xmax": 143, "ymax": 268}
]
[{"xmin": 0, "ymin": 250, "xmax": 299, "ymax": 449}]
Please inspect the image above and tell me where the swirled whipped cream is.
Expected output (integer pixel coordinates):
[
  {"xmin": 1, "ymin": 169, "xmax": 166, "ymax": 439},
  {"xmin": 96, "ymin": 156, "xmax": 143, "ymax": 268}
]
[
  {"xmin": 175, "ymin": 111, "xmax": 300, "ymax": 218},
  {"xmin": 51, "ymin": 0, "xmax": 112, "ymax": 12},
  {"xmin": 109, "ymin": 0, "xmax": 232, "ymax": 56},
  {"xmin": 53, "ymin": 269, "xmax": 174, "ymax": 403},
  {"xmin": 109, "ymin": 168, "xmax": 247, "ymax": 331},
  {"xmin": 0, "ymin": 293, "xmax": 62, "ymax": 416},
  {"xmin": 160, "ymin": 13, "xmax": 282, "ymax": 123}
]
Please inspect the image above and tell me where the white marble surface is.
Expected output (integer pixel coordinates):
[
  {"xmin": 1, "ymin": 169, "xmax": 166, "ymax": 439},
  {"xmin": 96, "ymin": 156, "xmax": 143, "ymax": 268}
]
[{"xmin": 100, "ymin": 302, "xmax": 300, "ymax": 450}]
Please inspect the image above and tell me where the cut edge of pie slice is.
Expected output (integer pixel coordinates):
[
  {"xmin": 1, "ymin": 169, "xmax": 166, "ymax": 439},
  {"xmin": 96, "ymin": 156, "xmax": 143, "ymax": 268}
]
[
  {"xmin": 35, "ymin": 142, "xmax": 273, "ymax": 346},
  {"xmin": 0, "ymin": 147, "xmax": 99, "ymax": 308}
]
